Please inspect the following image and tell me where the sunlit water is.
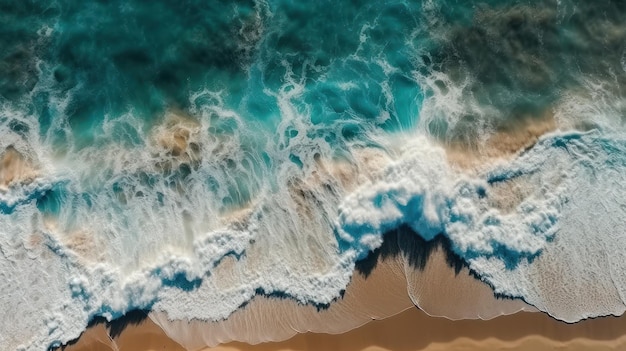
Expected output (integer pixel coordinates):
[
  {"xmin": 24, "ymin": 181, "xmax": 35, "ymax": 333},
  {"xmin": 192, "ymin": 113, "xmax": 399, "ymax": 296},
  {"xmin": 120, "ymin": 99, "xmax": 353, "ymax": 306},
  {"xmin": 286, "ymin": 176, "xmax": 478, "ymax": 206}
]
[{"xmin": 2, "ymin": 1, "xmax": 626, "ymax": 349}]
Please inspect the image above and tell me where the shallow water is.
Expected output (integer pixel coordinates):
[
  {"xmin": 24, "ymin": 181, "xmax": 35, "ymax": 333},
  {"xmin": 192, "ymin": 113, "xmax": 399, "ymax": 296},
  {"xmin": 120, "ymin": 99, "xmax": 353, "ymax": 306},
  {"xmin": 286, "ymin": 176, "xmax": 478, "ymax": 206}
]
[{"xmin": 2, "ymin": 0, "xmax": 626, "ymax": 350}]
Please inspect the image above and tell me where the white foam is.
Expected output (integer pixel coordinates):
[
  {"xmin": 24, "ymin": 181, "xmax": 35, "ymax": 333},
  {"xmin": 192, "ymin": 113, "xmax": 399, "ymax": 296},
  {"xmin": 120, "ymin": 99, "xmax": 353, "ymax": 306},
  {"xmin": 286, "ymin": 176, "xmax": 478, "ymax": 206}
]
[
  {"xmin": 4, "ymin": 105, "xmax": 626, "ymax": 351},
  {"xmin": 465, "ymin": 131, "xmax": 626, "ymax": 321},
  {"xmin": 5, "ymin": 18, "xmax": 626, "ymax": 350},
  {"xmin": 337, "ymin": 129, "xmax": 626, "ymax": 323},
  {"xmin": 0, "ymin": 58, "xmax": 360, "ymax": 350}
]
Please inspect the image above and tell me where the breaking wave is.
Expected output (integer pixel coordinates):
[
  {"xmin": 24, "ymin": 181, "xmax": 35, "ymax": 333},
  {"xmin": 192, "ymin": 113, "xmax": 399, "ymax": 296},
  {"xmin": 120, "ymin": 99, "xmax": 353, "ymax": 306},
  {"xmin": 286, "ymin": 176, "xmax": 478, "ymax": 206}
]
[{"xmin": 2, "ymin": 0, "xmax": 626, "ymax": 349}]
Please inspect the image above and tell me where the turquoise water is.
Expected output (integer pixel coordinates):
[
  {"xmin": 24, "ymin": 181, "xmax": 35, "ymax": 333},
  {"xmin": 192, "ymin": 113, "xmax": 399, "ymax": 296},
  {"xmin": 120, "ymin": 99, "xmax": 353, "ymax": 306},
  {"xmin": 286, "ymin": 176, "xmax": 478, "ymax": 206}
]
[
  {"xmin": 2, "ymin": 1, "xmax": 626, "ymax": 350},
  {"xmin": 4, "ymin": 0, "xmax": 424, "ymax": 146},
  {"xmin": 4, "ymin": 0, "xmax": 626, "ymax": 149}
]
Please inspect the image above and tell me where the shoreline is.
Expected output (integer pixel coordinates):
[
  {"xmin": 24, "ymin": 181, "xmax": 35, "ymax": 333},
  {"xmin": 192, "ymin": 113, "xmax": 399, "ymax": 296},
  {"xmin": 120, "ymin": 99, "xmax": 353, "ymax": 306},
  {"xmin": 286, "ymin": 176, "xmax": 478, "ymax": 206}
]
[
  {"xmin": 63, "ymin": 306, "xmax": 626, "ymax": 351},
  {"xmin": 61, "ymin": 232, "xmax": 540, "ymax": 351},
  {"xmin": 59, "ymin": 228, "xmax": 624, "ymax": 351}
]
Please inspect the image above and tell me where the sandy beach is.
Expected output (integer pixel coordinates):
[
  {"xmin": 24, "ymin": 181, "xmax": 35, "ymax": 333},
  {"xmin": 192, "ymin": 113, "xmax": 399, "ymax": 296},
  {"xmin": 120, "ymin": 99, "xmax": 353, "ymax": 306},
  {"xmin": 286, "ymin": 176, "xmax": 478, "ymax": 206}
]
[
  {"xmin": 60, "ymin": 234, "xmax": 626, "ymax": 351},
  {"xmin": 63, "ymin": 303, "xmax": 626, "ymax": 351}
]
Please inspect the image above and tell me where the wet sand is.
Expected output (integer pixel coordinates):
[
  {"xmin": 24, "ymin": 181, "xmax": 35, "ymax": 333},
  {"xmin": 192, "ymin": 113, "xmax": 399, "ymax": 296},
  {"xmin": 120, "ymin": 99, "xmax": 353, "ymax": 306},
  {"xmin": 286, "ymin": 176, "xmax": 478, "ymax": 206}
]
[
  {"xmin": 64, "ymin": 304, "xmax": 626, "ymax": 351},
  {"xmin": 145, "ymin": 233, "xmax": 531, "ymax": 350},
  {"xmin": 57, "ymin": 114, "xmax": 619, "ymax": 351},
  {"xmin": 56, "ymin": 240, "xmax": 570, "ymax": 351},
  {"xmin": 0, "ymin": 146, "xmax": 37, "ymax": 190}
]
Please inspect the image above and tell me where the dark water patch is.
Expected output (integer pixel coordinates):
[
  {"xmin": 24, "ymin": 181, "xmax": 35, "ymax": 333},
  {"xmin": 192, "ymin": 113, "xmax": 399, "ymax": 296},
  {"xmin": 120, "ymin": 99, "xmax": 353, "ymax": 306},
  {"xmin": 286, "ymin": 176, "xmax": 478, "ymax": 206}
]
[
  {"xmin": 425, "ymin": 0, "xmax": 626, "ymax": 142},
  {"xmin": 0, "ymin": 181, "xmax": 68, "ymax": 215},
  {"xmin": 106, "ymin": 309, "xmax": 150, "ymax": 339},
  {"xmin": 54, "ymin": 309, "xmax": 150, "ymax": 350},
  {"xmin": 157, "ymin": 272, "xmax": 202, "ymax": 292},
  {"xmin": 354, "ymin": 224, "xmax": 535, "ymax": 305},
  {"xmin": 0, "ymin": 1, "xmax": 58, "ymax": 100},
  {"xmin": 239, "ymin": 288, "xmax": 337, "ymax": 312},
  {"xmin": 2, "ymin": 0, "xmax": 264, "ymax": 148},
  {"xmin": 355, "ymin": 224, "xmax": 466, "ymax": 278},
  {"xmin": 433, "ymin": 3, "xmax": 561, "ymax": 135}
]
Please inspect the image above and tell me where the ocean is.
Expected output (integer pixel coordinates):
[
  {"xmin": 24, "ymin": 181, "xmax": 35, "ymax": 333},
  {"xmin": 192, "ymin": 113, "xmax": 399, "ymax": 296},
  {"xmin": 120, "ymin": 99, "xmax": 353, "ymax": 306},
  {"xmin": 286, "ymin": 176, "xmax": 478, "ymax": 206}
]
[{"xmin": 2, "ymin": 0, "xmax": 626, "ymax": 350}]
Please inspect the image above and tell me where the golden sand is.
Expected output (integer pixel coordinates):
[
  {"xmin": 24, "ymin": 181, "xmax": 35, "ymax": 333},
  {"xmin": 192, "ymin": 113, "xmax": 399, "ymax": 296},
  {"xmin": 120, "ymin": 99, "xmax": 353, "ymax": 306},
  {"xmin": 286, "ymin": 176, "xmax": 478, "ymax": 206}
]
[
  {"xmin": 144, "ymin": 243, "xmax": 530, "ymax": 351},
  {"xmin": 63, "ymin": 302, "xmax": 626, "ymax": 351},
  {"xmin": 0, "ymin": 146, "xmax": 38, "ymax": 190},
  {"xmin": 59, "ymin": 246, "xmax": 568, "ymax": 351},
  {"xmin": 151, "ymin": 111, "xmax": 202, "ymax": 158},
  {"xmin": 59, "ymin": 243, "xmax": 625, "ymax": 351}
]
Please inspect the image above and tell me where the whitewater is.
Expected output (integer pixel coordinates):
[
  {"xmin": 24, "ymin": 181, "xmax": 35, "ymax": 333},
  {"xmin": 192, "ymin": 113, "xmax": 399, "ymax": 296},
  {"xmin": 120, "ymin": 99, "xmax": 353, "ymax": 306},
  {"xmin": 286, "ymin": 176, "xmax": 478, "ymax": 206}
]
[{"xmin": 2, "ymin": 0, "xmax": 626, "ymax": 350}]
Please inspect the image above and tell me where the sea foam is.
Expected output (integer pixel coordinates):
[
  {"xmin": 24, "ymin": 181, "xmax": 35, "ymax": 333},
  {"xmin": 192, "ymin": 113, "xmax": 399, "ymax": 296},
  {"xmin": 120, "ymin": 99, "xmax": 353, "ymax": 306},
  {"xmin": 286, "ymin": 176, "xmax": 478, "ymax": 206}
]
[
  {"xmin": 4, "ymin": 122, "xmax": 625, "ymax": 350},
  {"xmin": 3, "ymin": 1, "xmax": 626, "ymax": 350},
  {"xmin": 338, "ymin": 129, "xmax": 626, "ymax": 323}
]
